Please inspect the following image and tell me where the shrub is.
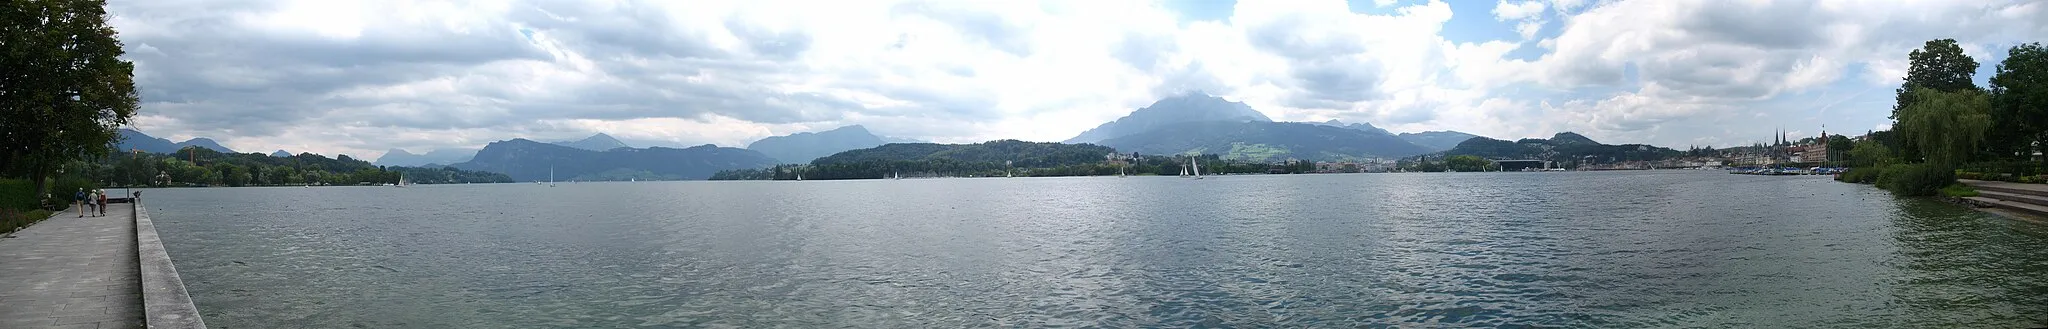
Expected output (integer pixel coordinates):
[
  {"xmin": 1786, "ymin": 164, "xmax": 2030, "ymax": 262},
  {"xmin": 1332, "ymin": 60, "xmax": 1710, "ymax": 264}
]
[
  {"xmin": 0, "ymin": 179, "xmax": 35, "ymax": 212},
  {"xmin": 44, "ymin": 176, "xmax": 96, "ymax": 210},
  {"xmin": 1838, "ymin": 166, "xmax": 1883, "ymax": 184},
  {"xmin": 1877, "ymin": 164, "xmax": 1956, "ymax": 196},
  {"xmin": 0, "ymin": 208, "xmax": 54, "ymax": 234},
  {"xmin": 1939, "ymin": 184, "xmax": 1980, "ymax": 197}
]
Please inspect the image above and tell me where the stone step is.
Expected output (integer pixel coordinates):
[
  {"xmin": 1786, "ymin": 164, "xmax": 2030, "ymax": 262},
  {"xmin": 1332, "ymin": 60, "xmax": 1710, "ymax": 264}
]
[
  {"xmin": 1979, "ymin": 190, "xmax": 2048, "ymax": 208},
  {"xmin": 1964, "ymin": 196, "xmax": 2048, "ymax": 218},
  {"xmin": 1964, "ymin": 182, "xmax": 2048, "ymax": 198}
]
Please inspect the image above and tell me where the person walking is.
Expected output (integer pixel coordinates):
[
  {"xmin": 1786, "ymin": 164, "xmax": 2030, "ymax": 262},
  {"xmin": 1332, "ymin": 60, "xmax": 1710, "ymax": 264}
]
[
  {"xmin": 74, "ymin": 188, "xmax": 86, "ymax": 218},
  {"xmin": 85, "ymin": 189, "xmax": 98, "ymax": 217},
  {"xmin": 96, "ymin": 190, "xmax": 108, "ymax": 217}
]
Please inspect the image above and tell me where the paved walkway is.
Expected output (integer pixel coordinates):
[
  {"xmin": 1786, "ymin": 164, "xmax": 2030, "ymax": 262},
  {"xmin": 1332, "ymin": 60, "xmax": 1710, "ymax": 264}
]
[
  {"xmin": 1961, "ymin": 179, "xmax": 2048, "ymax": 193},
  {"xmin": 0, "ymin": 204, "xmax": 144, "ymax": 329}
]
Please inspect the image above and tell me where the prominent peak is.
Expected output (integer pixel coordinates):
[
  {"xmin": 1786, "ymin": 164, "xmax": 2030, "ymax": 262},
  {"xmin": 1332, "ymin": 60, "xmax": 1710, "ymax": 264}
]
[
  {"xmin": 1064, "ymin": 93, "xmax": 1272, "ymax": 144},
  {"xmin": 385, "ymin": 148, "xmax": 416, "ymax": 156},
  {"xmin": 270, "ymin": 150, "xmax": 292, "ymax": 157},
  {"xmin": 1323, "ymin": 119, "xmax": 1345, "ymax": 125},
  {"xmin": 826, "ymin": 125, "xmax": 872, "ymax": 134},
  {"xmin": 555, "ymin": 133, "xmax": 631, "ymax": 151}
]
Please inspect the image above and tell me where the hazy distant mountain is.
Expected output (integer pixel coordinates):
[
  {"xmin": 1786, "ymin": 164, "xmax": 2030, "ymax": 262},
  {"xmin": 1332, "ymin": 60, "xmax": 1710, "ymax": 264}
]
[
  {"xmin": 115, "ymin": 129, "xmax": 237, "ymax": 154},
  {"xmin": 1397, "ymin": 131, "xmax": 1482, "ymax": 152},
  {"xmin": 1064, "ymin": 92, "xmax": 1273, "ymax": 144},
  {"xmin": 880, "ymin": 136, "xmax": 925, "ymax": 144},
  {"xmin": 374, "ymin": 148, "xmax": 477, "ymax": 167},
  {"xmin": 453, "ymin": 139, "xmax": 776, "ymax": 181},
  {"xmin": 116, "ymin": 129, "xmax": 179, "ymax": 153},
  {"xmin": 552, "ymin": 133, "xmax": 630, "ymax": 151},
  {"xmin": 270, "ymin": 150, "xmax": 292, "ymax": 157},
  {"xmin": 1098, "ymin": 121, "xmax": 1434, "ymax": 162},
  {"xmin": 747, "ymin": 125, "xmax": 890, "ymax": 163},
  {"xmin": 177, "ymin": 138, "xmax": 236, "ymax": 153},
  {"xmin": 1310, "ymin": 119, "xmax": 1391, "ymax": 135},
  {"xmin": 1439, "ymin": 132, "xmax": 1678, "ymax": 162}
]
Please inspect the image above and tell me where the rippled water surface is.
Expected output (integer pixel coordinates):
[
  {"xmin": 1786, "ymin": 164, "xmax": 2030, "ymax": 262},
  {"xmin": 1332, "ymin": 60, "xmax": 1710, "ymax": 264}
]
[{"xmin": 145, "ymin": 171, "xmax": 2048, "ymax": 327}]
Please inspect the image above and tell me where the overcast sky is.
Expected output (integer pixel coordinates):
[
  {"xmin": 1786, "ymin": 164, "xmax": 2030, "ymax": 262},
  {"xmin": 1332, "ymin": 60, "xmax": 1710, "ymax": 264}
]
[{"xmin": 110, "ymin": 0, "xmax": 2048, "ymax": 159}]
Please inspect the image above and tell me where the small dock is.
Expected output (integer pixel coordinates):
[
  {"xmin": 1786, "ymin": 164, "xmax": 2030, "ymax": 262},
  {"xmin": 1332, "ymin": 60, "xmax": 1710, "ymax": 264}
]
[{"xmin": 1959, "ymin": 179, "xmax": 2048, "ymax": 223}]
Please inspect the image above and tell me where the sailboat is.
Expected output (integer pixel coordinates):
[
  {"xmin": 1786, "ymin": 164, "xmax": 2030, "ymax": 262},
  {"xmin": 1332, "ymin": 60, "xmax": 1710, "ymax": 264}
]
[
  {"xmin": 1180, "ymin": 163, "xmax": 1190, "ymax": 177},
  {"xmin": 893, "ymin": 171, "xmax": 902, "ymax": 180},
  {"xmin": 1191, "ymin": 158, "xmax": 1204, "ymax": 180},
  {"xmin": 394, "ymin": 173, "xmax": 409, "ymax": 188},
  {"xmin": 1119, "ymin": 165, "xmax": 1127, "ymax": 178},
  {"xmin": 548, "ymin": 166, "xmax": 556, "ymax": 187}
]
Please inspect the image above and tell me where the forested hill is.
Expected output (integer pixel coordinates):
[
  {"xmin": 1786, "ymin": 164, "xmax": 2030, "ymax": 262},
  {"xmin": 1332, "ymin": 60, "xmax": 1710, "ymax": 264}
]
[
  {"xmin": 1435, "ymin": 132, "xmax": 1680, "ymax": 163},
  {"xmin": 716, "ymin": 140, "xmax": 1119, "ymax": 180},
  {"xmin": 91, "ymin": 147, "xmax": 509, "ymax": 187}
]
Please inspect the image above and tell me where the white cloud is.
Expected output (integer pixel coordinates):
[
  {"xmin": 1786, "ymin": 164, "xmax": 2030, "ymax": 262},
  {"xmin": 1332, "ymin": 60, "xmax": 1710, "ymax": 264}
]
[
  {"xmin": 107, "ymin": 0, "xmax": 2048, "ymax": 159},
  {"xmin": 1493, "ymin": 0, "xmax": 1547, "ymax": 21}
]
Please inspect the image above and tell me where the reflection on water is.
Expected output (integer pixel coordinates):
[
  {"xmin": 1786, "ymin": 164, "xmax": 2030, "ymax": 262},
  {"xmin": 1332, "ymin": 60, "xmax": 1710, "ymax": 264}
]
[{"xmin": 145, "ymin": 171, "xmax": 2048, "ymax": 327}]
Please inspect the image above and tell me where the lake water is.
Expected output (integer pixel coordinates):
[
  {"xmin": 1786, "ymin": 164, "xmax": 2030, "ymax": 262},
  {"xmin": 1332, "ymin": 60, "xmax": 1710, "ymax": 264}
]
[{"xmin": 143, "ymin": 171, "xmax": 2048, "ymax": 328}]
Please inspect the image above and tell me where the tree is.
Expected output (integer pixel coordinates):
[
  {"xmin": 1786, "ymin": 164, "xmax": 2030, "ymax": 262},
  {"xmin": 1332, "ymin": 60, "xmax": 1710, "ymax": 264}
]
[
  {"xmin": 1991, "ymin": 42, "xmax": 2048, "ymax": 163},
  {"xmin": 1891, "ymin": 39, "xmax": 1980, "ymax": 163},
  {"xmin": 0, "ymin": 0, "xmax": 140, "ymax": 196},
  {"xmin": 1445, "ymin": 155, "xmax": 1495, "ymax": 172},
  {"xmin": 1896, "ymin": 88, "xmax": 1993, "ymax": 167},
  {"xmin": 1848, "ymin": 139, "xmax": 1894, "ymax": 167}
]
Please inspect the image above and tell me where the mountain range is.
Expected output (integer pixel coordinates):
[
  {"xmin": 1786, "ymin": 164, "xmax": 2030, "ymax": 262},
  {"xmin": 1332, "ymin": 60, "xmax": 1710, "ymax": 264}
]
[
  {"xmin": 116, "ymin": 129, "xmax": 238, "ymax": 154},
  {"xmin": 373, "ymin": 148, "xmax": 479, "ymax": 167},
  {"xmin": 451, "ymin": 139, "xmax": 777, "ymax": 181},
  {"xmin": 1064, "ymin": 92, "xmax": 1274, "ymax": 144},
  {"xmin": 1068, "ymin": 93, "xmax": 1464, "ymax": 161},
  {"xmin": 1098, "ymin": 121, "xmax": 1435, "ymax": 161},
  {"xmin": 1311, "ymin": 119, "xmax": 1391, "ymax": 135},
  {"xmin": 747, "ymin": 125, "xmax": 890, "ymax": 164}
]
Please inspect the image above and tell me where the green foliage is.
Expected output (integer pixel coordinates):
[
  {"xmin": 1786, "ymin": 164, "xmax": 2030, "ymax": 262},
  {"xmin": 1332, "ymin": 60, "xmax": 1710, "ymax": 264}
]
[
  {"xmin": 0, "ymin": 208, "xmax": 54, "ymax": 234},
  {"xmin": 1435, "ymin": 132, "xmax": 1679, "ymax": 167},
  {"xmin": 75, "ymin": 150, "xmax": 508, "ymax": 187},
  {"xmin": 1875, "ymin": 164, "xmax": 1956, "ymax": 197},
  {"xmin": 1837, "ymin": 166, "xmax": 1883, "ymax": 184},
  {"xmin": 1846, "ymin": 139, "xmax": 1895, "ymax": 168},
  {"xmin": 1891, "ymin": 39, "xmax": 1981, "ymax": 163},
  {"xmin": 1939, "ymin": 184, "xmax": 1979, "ymax": 198},
  {"xmin": 0, "ymin": 0, "xmax": 141, "ymax": 196},
  {"xmin": 1444, "ymin": 155, "xmax": 1496, "ymax": 172},
  {"xmin": 1894, "ymin": 39, "xmax": 1981, "ymax": 119},
  {"xmin": 1223, "ymin": 143, "xmax": 1291, "ymax": 162},
  {"xmin": 0, "ymin": 179, "xmax": 35, "ymax": 211},
  {"xmin": 798, "ymin": 140, "xmax": 1119, "ymax": 179},
  {"xmin": 1896, "ymin": 88, "xmax": 1993, "ymax": 166},
  {"xmin": 1990, "ymin": 42, "xmax": 2048, "ymax": 161}
]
